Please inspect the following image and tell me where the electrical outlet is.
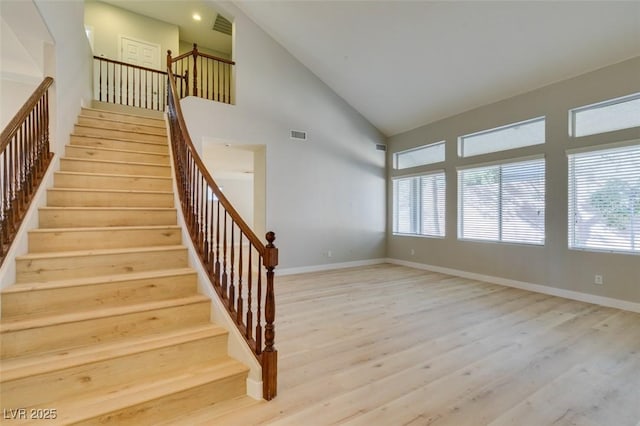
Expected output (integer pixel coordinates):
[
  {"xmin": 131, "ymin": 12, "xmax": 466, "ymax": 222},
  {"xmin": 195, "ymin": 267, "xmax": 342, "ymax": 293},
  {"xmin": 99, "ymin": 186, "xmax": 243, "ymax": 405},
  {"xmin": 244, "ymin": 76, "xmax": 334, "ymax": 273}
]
[
  {"xmin": 410, "ymin": 249, "xmax": 415, "ymax": 256},
  {"xmin": 594, "ymin": 275, "xmax": 603, "ymax": 285},
  {"xmin": 327, "ymin": 250, "xmax": 332, "ymax": 258}
]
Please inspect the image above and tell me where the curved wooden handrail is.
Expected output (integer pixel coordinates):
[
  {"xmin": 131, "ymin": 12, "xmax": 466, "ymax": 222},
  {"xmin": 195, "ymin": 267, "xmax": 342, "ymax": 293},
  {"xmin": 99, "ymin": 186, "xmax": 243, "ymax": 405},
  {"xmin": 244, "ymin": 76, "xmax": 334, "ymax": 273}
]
[
  {"xmin": 1, "ymin": 77, "xmax": 53, "ymax": 152},
  {"xmin": 166, "ymin": 68, "xmax": 264, "ymax": 253},
  {"xmin": 166, "ymin": 66, "xmax": 278, "ymax": 400}
]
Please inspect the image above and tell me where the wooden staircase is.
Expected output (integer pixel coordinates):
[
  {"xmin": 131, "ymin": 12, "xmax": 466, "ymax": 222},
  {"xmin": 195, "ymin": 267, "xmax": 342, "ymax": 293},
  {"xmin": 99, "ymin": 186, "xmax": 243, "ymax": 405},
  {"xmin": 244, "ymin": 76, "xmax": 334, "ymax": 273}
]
[{"xmin": 0, "ymin": 108, "xmax": 253, "ymax": 424}]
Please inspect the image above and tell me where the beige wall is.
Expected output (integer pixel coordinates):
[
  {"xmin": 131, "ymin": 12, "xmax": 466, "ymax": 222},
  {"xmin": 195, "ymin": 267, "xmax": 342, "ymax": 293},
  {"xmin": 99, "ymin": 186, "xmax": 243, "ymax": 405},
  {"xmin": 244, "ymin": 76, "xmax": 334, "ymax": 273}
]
[
  {"xmin": 85, "ymin": 0, "xmax": 179, "ymax": 67},
  {"xmin": 387, "ymin": 57, "xmax": 640, "ymax": 304}
]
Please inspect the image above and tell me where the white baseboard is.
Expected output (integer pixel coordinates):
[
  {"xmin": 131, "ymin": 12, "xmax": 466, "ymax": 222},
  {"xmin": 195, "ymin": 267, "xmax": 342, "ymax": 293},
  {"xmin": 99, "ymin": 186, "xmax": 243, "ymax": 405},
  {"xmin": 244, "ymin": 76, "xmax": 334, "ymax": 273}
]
[
  {"xmin": 246, "ymin": 378, "xmax": 263, "ymax": 401},
  {"xmin": 386, "ymin": 258, "xmax": 640, "ymax": 313},
  {"xmin": 277, "ymin": 258, "xmax": 387, "ymax": 276}
]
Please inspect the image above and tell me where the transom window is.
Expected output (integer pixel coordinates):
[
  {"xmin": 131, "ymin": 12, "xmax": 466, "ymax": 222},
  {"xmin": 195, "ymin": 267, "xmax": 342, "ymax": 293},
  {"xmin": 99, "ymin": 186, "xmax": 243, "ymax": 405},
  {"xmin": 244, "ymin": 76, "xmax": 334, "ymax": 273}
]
[
  {"xmin": 458, "ymin": 117, "xmax": 545, "ymax": 158},
  {"xmin": 570, "ymin": 93, "xmax": 640, "ymax": 137},
  {"xmin": 394, "ymin": 141, "xmax": 445, "ymax": 170}
]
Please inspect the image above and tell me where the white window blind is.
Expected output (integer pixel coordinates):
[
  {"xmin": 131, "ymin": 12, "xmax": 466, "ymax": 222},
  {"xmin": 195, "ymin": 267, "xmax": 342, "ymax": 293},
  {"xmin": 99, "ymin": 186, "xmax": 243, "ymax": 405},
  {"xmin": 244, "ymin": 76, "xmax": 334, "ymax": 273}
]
[
  {"xmin": 458, "ymin": 117, "xmax": 545, "ymax": 158},
  {"xmin": 393, "ymin": 172, "xmax": 446, "ymax": 237},
  {"xmin": 568, "ymin": 143, "xmax": 640, "ymax": 253},
  {"xmin": 394, "ymin": 141, "xmax": 445, "ymax": 169},
  {"xmin": 571, "ymin": 93, "xmax": 640, "ymax": 137},
  {"xmin": 458, "ymin": 158, "xmax": 545, "ymax": 244}
]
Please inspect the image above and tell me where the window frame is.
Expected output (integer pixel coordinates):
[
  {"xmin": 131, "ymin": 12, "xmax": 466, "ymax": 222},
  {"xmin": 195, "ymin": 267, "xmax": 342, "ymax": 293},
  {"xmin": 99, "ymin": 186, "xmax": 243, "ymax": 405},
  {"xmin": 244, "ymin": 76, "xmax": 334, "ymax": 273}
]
[
  {"xmin": 457, "ymin": 156, "xmax": 546, "ymax": 246},
  {"xmin": 458, "ymin": 116, "xmax": 546, "ymax": 158},
  {"xmin": 569, "ymin": 92, "xmax": 640, "ymax": 138},
  {"xmin": 567, "ymin": 140, "xmax": 640, "ymax": 255},
  {"xmin": 393, "ymin": 141, "xmax": 445, "ymax": 170},
  {"xmin": 392, "ymin": 170, "xmax": 446, "ymax": 238}
]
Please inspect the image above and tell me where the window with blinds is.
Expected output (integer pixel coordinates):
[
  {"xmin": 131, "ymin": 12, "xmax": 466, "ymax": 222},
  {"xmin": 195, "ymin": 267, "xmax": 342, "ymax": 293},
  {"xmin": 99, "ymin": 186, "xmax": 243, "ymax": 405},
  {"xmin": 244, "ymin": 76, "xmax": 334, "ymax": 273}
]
[
  {"xmin": 568, "ymin": 143, "xmax": 640, "ymax": 254},
  {"xmin": 393, "ymin": 172, "xmax": 446, "ymax": 237},
  {"xmin": 570, "ymin": 93, "xmax": 640, "ymax": 137},
  {"xmin": 458, "ymin": 157, "xmax": 545, "ymax": 244}
]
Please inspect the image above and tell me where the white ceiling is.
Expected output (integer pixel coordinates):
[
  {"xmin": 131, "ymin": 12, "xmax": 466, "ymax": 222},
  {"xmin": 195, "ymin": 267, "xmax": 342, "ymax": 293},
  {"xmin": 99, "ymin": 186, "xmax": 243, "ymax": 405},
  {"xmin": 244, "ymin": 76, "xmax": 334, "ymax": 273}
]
[
  {"xmin": 98, "ymin": 0, "xmax": 231, "ymax": 55},
  {"xmin": 235, "ymin": 1, "xmax": 640, "ymax": 136}
]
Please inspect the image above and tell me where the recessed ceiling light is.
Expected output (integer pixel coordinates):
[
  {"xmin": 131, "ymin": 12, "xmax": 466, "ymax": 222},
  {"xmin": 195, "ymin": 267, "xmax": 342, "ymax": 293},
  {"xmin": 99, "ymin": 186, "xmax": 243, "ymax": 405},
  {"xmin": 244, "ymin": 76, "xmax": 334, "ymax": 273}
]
[{"xmin": 193, "ymin": 13, "xmax": 201, "ymax": 21}]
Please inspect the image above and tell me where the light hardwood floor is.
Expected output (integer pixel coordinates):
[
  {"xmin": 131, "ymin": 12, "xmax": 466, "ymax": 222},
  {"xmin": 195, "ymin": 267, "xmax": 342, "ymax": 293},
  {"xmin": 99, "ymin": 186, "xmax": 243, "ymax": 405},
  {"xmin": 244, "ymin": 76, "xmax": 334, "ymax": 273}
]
[{"xmin": 176, "ymin": 264, "xmax": 640, "ymax": 425}]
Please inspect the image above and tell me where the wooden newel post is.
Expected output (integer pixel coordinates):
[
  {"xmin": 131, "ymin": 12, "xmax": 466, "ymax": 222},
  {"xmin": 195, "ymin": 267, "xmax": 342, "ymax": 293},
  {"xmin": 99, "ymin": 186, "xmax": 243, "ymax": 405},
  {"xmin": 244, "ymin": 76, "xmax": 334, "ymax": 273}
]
[
  {"xmin": 166, "ymin": 50, "xmax": 172, "ymax": 69},
  {"xmin": 262, "ymin": 231, "xmax": 278, "ymax": 400},
  {"xmin": 192, "ymin": 43, "xmax": 198, "ymax": 97}
]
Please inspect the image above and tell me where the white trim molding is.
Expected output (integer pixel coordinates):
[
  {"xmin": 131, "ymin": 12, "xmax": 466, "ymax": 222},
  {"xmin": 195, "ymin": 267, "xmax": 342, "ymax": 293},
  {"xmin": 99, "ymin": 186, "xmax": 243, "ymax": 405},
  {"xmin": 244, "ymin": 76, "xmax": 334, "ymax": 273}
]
[
  {"xmin": 277, "ymin": 258, "xmax": 387, "ymax": 276},
  {"xmin": 387, "ymin": 258, "xmax": 640, "ymax": 313}
]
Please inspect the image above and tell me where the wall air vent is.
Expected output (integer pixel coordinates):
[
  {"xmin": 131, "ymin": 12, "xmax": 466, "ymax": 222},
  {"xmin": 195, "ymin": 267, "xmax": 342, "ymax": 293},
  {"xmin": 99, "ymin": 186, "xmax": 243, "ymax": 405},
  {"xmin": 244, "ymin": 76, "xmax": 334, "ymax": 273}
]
[
  {"xmin": 376, "ymin": 144, "xmax": 387, "ymax": 151},
  {"xmin": 290, "ymin": 130, "xmax": 307, "ymax": 141},
  {"xmin": 212, "ymin": 14, "xmax": 232, "ymax": 36}
]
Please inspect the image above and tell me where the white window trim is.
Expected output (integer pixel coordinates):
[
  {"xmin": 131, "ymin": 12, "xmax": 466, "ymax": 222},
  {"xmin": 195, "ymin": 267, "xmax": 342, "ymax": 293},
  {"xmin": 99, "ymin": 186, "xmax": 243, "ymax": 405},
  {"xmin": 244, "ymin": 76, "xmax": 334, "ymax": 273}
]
[
  {"xmin": 457, "ymin": 156, "xmax": 546, "ymax": 245},
  {"xmin": 569, "ymin": 92, "xmax": 640, "ymax": 137},
  {"xmin": 392, "ymin": 170, "xmax": 446, "ymax": 238}
]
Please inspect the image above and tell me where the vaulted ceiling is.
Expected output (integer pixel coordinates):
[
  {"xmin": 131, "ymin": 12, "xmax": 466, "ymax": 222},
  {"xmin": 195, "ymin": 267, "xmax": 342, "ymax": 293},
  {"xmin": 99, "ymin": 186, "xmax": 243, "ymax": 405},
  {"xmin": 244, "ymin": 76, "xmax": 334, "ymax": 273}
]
[
  {"xmin": 235, "ymin": 1, "xmax": 640, "ymax": 136},
  {"xmin": 97, "ymin": 1, "xmax": 640, "ymax": 137}
]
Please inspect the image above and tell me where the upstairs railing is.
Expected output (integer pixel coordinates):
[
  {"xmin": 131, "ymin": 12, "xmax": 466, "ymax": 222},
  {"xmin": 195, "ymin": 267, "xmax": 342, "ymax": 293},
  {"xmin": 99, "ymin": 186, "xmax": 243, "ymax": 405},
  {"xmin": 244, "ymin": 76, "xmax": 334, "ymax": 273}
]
[
  {"xmin": 93, "ymin": 56, "xmax": 169, "ymax": 112},
  {"xmin": 0, "ymin": 77, "xmax": 54, "ymax": 265},
  {"xmin": 166, "ymin": 64, "xmax": 278, "ymax": 399},
  {"xmin": 168, "ymin": 44, "xmax": 235, "ymax": 104}
]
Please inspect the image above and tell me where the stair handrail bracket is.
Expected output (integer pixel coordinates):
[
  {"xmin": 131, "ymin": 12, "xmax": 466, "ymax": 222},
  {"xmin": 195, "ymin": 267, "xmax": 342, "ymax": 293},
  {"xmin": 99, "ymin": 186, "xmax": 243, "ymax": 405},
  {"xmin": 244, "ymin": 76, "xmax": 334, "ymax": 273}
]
[
  {"xmin": 165, "ymin": 62, "xmax": 278, "ymax": 400},
  {"xmin": 0, "ymin": 76, "xmax": 54, "ymax": 265}
]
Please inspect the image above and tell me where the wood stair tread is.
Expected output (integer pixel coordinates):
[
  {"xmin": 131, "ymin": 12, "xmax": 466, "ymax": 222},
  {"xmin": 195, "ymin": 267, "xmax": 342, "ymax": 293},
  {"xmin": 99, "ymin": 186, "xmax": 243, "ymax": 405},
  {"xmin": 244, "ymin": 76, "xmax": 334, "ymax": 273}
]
[
  {"xmin": 0, "ymin": 324, "xmax": 227, "ymax": 382},
  {"xmin": 16, "ymin": 244, "xmax": 185, "ymax": 261},
  {"xmin": 75, "ymin": 124, "xmax": 167, "ymax": 138},
  {"xmin": 62, "ymin": 157, "xmax": 171, "ymax": 168},
  {"xmin": 156, "ymin": 396, "xmax": 262, "ymax": 425},
  {"xmin": 67, "ymin": 144, "xmax": 169, "ymax": 158},
  {"xmin": 28, "ymin": 224, "xmax": 181, "ymax": 235},
  {"xmin": 55, "ymin": 171, "xmax": 172, "ymax": 181},
  {"xmin": 9, "ymin": 359, "xmax": 248, "ymax": 425},
  {"xmin": 0, "ymin": 294, "xmax": 209, "ymax": 332},
  {"xmin": 48, "ymin": 187, "xmax": 173, "ymax": 195},
  {"xmin": 71, "ymin": 133, "xmax": 168, "ymax": 146},
  {"xmin": 80, "ymin": 110, "xmax": 166, "ymax": 128},
  {"xmin": 3, "ymin": 267, "xmax": 194, "ymax": 294},
  {"xmin": 40, "ymin": 206, "xmax": 175, "ymax": 211},
  {"xmin": 81, "ymin": 107, "xmax": 165, "ymax": 124}
]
